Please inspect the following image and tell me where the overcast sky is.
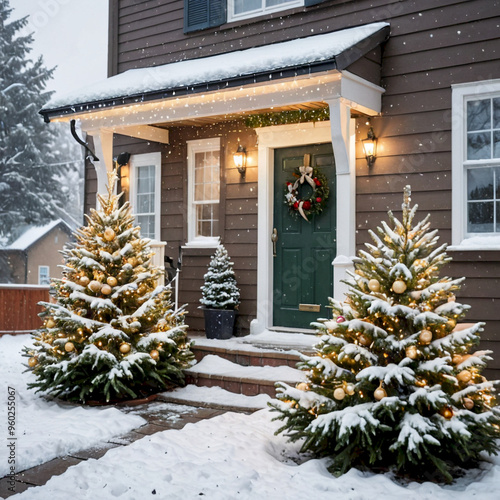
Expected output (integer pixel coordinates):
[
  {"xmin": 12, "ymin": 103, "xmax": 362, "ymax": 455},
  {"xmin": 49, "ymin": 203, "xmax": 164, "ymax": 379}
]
[{"xmin": 10, "ymin": 0, "xmax": 108, "ymax": 98}]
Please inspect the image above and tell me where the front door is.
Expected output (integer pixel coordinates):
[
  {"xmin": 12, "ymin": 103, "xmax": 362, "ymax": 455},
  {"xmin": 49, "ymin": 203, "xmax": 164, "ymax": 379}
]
[{"xmin": 273, "ymin": 143, "xmax": 336, "ymax": 329}]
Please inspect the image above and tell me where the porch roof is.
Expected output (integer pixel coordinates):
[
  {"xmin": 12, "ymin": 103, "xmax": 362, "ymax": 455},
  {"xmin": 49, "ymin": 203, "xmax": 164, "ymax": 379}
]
[{"xmin": 40, "ymin": 22, "xmax": 389, "ymax": 123}]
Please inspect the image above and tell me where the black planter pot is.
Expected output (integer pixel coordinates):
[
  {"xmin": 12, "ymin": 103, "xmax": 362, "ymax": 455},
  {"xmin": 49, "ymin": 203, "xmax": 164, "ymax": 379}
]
[{"xmin": 203, "ymin": 308, "xmax": 236, "ymax": 339}]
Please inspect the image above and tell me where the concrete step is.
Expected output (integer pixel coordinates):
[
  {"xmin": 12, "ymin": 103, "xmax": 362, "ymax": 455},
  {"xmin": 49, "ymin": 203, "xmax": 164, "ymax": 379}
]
[{"xmin": 184, "ymin": 354, "xmax": 306, "ymax": 397}]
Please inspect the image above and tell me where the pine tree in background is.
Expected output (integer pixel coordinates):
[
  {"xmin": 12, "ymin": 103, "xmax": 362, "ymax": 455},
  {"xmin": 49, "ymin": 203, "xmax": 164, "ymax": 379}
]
[
  {"xmin": 25, "ymin": 171, "xmax": 193, "ymax": 403},
  {"xmin": 0, "ymin": 0, "xmax": 79, "ymax": 246},
  {"xmin": 271, "ymin": 186, "xmax": 500, "ymax": 482},
  {"xmin": 200, "ymin": 245, "xmax": 240, "ymax": 310}
]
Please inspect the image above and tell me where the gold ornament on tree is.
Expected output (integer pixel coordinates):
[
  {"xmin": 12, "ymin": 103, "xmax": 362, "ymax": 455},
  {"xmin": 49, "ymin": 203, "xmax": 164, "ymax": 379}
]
[
  {"xmin": 406, "ymin": 345, "xmax": 418, "ymax": 359},
  {"xmin": 368, "ymin": 279, "xmax": 380, "ymax": 292},
  {"xmin": 345, "ymin": 384, "xmax": 355, "ymax": 396},
  {"xmin": 106, "ymin": 276, "xmax": 117, "ymax": 287},
  {"xmin": 463, "ymin": 397, "xmax": 474, "ymax": 410},
  {"xmin": 374, "ymin": 381, "xmax": 387, "ymax": 401},
  {"xmin": 392, "ymin": 280, "xmax": 407, "ymax": 294},
  {"xmin": 419, "ymin": 329, "xmax": 433, "ymax": 344},
  {"xmin": 150, "ymin": 349, "xmax": 160, "ymax": 361},
  {"xmin": 88, "ymin": 280, "xmax": 102, "ymax": 293},
  {"xmin": 103, "ymin": 227, "xmax": 116, "ymax": 241},
  {"xmin": 79, "ymin": 276, "xmax": 90, "ymax": 286},
  {"xmin": 457, "ymin": 370, "xmax": 472, "ymax": 383},
  {"xmin": 46, "ymin": 318, "xmax": 56, "ymax": 329},
  {"xmin": 296, "ymin": 382, "xmax": 309, "ymax": 391},
  {"xmin": 358, "ymin": 334, "xmax": 371, "ymax": 346},
  {"xmin": 119, "ymin": 343, "xmax": 131, "ymax": 354},
  {"xmin": 65, "ymin": 342, "xmax": 75, "ymax": 352},
  {"xmin": 28, "ymin": 357, "xmax": 38, "ymax": 368},
  {"xmin": 334, "ymin": 387, "xmax": 346, "ymax": 400},
  {"xmin": 101, "ymin": 284, "xmax": 112, "ymax": 295},
  {"xmin": 440, "ymin": 406, "xmax": 453, "ymax": 419}
]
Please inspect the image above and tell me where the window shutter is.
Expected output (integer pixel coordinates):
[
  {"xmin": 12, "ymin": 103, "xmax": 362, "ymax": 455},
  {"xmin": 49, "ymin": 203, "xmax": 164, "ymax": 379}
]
[
  {"xmin": 304, "ymin": 0, "xmax": 328, "ymax": 6},
  {"xmin": 184, "ymin": 0, "xmax": 226, "ymax": 33}
]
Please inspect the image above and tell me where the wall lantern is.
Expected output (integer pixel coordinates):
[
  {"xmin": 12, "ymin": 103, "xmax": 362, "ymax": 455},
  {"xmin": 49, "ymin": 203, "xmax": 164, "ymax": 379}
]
[
  {"xmin": 362, "ymin": 125, "xmax": 377, "ymax": 167},
  {"xmin": 233, "ymin": 145, "xmax": 247, "ymax": 176}
]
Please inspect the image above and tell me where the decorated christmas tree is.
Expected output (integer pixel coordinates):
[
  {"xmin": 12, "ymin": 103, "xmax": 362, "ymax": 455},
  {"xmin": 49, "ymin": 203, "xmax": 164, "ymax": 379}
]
[
  {"xmin": 271, "ymin": 186, "xmax": 500, "ymax": 482},
  {"xmin": 24, "ymin": 170, "xmax": 193, "ymax": 403},
  {"xmin": 200, "ymin": 245, "xmax": 240, "ymax": 310}
]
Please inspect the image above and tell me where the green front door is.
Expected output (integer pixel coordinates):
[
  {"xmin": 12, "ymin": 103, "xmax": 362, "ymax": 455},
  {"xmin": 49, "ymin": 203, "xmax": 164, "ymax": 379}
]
[{"xmin": 273, "ymin": 143, "xmax": 336, "ymax": 329}]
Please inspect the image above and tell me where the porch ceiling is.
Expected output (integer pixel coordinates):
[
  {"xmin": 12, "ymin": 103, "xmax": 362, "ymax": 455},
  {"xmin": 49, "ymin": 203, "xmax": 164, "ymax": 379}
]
[{"xmin": 39, "ymin": 22, "xmax": 389, "ymax": 126}]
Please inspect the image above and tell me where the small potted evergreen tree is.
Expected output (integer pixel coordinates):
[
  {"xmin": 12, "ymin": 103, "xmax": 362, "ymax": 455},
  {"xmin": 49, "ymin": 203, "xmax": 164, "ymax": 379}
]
[{"xmin": 200, "ymin": 245, "xmax": 240, "ymax": 339}]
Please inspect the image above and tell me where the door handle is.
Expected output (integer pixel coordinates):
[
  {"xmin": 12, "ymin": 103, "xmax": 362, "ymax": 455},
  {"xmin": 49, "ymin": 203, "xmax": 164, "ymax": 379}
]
[{"xmin": 271, "ymin": 228, "xmax": 278, "ymax": 257}]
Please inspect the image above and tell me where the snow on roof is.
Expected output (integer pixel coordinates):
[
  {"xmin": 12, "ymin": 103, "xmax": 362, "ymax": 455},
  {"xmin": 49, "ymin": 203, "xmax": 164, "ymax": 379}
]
[
  {"xmin": 43, "ymin": 22, "xmax": 389, "ymax": 112},
  {"xmin": 6, "ymin": 219, "xmax": 72, "ymax": 251}
]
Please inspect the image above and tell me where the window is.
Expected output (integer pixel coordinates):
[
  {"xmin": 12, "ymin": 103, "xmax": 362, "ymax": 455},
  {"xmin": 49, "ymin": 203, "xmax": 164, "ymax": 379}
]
[
  {"xmin": 228, "ymin": 0, "xmax": 303, "ymax": 22},
  {"xmin": 184, "ymin": 0, "xmax": 324, "ymax": 33},
  {"xmin": 452, "ymin": 79, "xmax": 500, "ymax": 247},
  {"xmin": 39, "ymin": 266, "xmax": 50, "ymax": 285},
  {"xmin": 129, "ymin": 152, "xmax": 161, "ymax": 240},
  {"xmin": 187, "ymin": 138, "xmax": 221, "ymax": 246}
]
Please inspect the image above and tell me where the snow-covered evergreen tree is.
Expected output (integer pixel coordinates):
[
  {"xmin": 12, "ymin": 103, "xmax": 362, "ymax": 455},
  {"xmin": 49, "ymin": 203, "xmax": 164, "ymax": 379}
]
[
  {"xmin": 200, "ymin": 245, "xmax": 240, "ymax": 309},
  {"xmin": 25, "ymin": 171, "xmax": 193, "ymax": 403},
  {"xmin": 271, "ymin": 186, "xmax": 500, "ymax": 482},
  {"xmin": 0, "ymin": 0, "xmax": 76, "ymax": 244}
]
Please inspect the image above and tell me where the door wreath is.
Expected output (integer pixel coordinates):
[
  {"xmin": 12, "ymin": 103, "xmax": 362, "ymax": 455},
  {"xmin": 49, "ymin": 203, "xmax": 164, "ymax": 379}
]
[{"xmin": 285, "ymin": 166, "xmax": 329, "ymax": 221}]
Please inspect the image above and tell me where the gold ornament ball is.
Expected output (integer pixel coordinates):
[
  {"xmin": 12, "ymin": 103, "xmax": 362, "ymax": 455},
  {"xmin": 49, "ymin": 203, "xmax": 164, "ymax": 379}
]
[
  {"xmin": 88, "ymin": 280, "xmax": 102, "ymax": 293},
  {"xmin": 46, "ymin": 318, "xmax": 56, "ymax": 329},
  {"xmin": 392, "ymin": 280, "xmax": 407, "ymax": 294},
  {"xmin": 419, "ymin": 329, "xmax": 433, "ymax": 344},
  {"xmin": 452, "ymin": 354, "xmax": 463, "ymax": 365},
  {"xmin": 374, "ymin": 386, "xmax": 387, "ymax": 401},
  {"xmin": 104, "ymin": 227, "xmax": 116, "ymax": 241},
  {"xmin": 296, "ymin": 382, "xmax": 308, "ymax": 391},
  {"xmin": 358, "ymin": 334, "xmax": 371, "ymax": 346},
  {"xmin": 119, "ymin": 343, "xmax": 131, "ymax": 354},
  {"xmin": 333, "ymin": 387, "xmax": 346, "ymax": 400},
  {"xmin": 65, "ymin": 342, "xmax": 75, "ymax": 352},
  {"xmin": 101, "ymin": 284, "xmax": 112, "ymax": 295},
  {"xmin": 107, "ymin": 276, "xmax": 118, "ymax": 287},
  {"xmin": 28, "ymin": 357, "xmax": 38, "ymax": 368},
  {"xmin": 463, "ymin": 397, "xmax": 474, "ymax": 410},
  {"xmin": 440, "ymin": 407, "xmax": 453, "ymax": 419},
  {"xmin": 406, "ymin": 345, "xmax": 418, "ymax": 359},
  {"xmin": 150, "ymin": 349, "xmax": 160, "ymax": 361},
  {"xmin": 138, "ymin": 284, "xmax": 148, "ymax": 295},
  {"xmin": 79, "ymin": 276, "xmax": 90, "ymax": 286},
  {"xmin": 368, "ymin": 279, "xmax": 380, "ymax": 292},
  {"xmin": 457, "ymin": 370, "xmax": 472, "ymax": 383},
  {"xmin": 128, "ymin": 257, "xmax": 138, "ymax": 267}
]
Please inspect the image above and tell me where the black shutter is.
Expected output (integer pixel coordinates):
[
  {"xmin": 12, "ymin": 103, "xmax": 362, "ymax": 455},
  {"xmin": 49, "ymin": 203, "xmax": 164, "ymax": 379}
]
[
  {"xmin": 304, "ymin": 0, "xmax": 328, "ymax": 6},
  {"xmin": 184, "ymin": 0, "xmax": 226, "ymax": 33}
]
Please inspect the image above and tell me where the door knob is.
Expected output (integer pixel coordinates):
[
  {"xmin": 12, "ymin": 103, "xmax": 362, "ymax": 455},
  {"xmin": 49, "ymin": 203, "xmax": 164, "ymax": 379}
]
[{"xmin": 271, "ymin": 228, "xmax": 278, "ymax": 257}]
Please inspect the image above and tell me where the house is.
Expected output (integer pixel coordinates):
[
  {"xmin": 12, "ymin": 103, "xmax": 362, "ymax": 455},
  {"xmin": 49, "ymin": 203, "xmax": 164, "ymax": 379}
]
[
  {"xmin": 0, "ymin": 219, "xmax": 73, "ymax": 284},
  {"xmin": 39, "ymin": 0, "xmax": 500, "ymax": 377}
]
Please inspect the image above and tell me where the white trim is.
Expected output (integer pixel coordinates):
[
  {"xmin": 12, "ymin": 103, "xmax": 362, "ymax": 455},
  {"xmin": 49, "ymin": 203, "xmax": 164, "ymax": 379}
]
[
  {"xmin": 227, "ymin": 0, "xmax": 303, "ymax": 23},
  {"xmin": 129, "ymin": 152, "xmax": 162, "ymax": 241},
  {"xmin": 186, "ymin": 138, "xmax": 221, "ymax": 248},
  {"xmin": 451, "ymin": 78, "xmax": 500, "ymax": 248}
]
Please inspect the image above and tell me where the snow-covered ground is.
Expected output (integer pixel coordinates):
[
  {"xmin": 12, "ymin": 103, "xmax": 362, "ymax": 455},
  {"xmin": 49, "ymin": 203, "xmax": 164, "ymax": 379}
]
[
  {"xmin": 2, "ymin": 334, "xmax": 500, "ymax": 499},
  {"xmin": 0, "ymin": 334, "xmax": 145, "ymax": 476}
]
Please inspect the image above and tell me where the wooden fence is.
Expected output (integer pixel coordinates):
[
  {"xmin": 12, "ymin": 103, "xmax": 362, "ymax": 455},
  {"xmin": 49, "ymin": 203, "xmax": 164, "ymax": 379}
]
[{"xmin": 0, "ymin": 285, "xmax": 50, "ymax": 335}]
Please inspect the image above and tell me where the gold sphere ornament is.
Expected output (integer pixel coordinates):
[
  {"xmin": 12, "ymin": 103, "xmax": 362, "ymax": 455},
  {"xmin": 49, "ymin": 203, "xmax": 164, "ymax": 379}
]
[
  {"xmin": 106, "ymin": 276, "xmax": 117, "ymax": 287},
  {"xmin": 101, "ymin": 284, "xmax": 112, "ymax": 295},
  {"xmin": 88, "ymin": 280, "xmax": 102, "ymax": 293},
  {"xmin": 46, "ymin": 318, "xmax": 56, "ymax": 329},
  {"xmin": 419, "ymin": 329, "xmax": 433, "ymax": 344},
  {"xmin": 119, "ymin": 343, "xmax": 131, "ymax": 354},
  {"xmin": 138, "ymin": 284, "xmax": 148, "ymax": 295},
  {"xmin": 406, "ymin": 345, "xmax": 418, "ymax": 359},
  {"xmin": 463, "ymin": 397, "xmax": 474, "ymax": 410},
  {"xmin": 65, "ymin": 342, "xmax": 75, "ymax": 352},
  {"xmin": 358, "ymin": 334, "xmax": 371, "ymax": 346},
  {"xmin": 452, "ymin": 354, "xmax": 463, "ymax": 365},
  {"xmin": 79, "ymin": 276, "xmax": 90, "ymax": 286},
  {"xmin": 392, "ymin": 280, "xmax": 407, "ymax": 294},
  {"xmin": 374, "ymin": 383, "xmax": 387, "ymax": 401},
  {"xmin": 457, "ymin": 370, "xmax": 472, "ymax": 383},
  {"xmin": 333, "ymin": 387, "xmax": 346, "ymax": 400},
  {"xmin": 296, "ymin": 382, "xmax": 309, "ymax": 391},
  {"xmin": 103, "ymin": 227, "xmax": 116, "ymax": 241},
  {"xmin": 368, "ymin": 279, "xmax": 381, "ymax": 292},
  {"xmin": 150, "ymin": 349, "xmax": 160, "ymax": 361},
  {"xmin": 128, "ymin": 257, "xmax": 138, "ymax": 267},
  {"xmin": 28, "ymin": 356, "xmax": 38, "ymax": 368},
  {"xmin": 440, "ymin": 406, "xmax": 453, "ymax": 419},
  {"xmin": 345, "ymin": 384, "xmax": 355, "ymax": 396}
]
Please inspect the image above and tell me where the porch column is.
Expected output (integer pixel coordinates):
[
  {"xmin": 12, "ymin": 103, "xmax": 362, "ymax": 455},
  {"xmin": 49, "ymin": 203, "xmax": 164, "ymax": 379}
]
[
  {"xmin": 326, "ymin": 98, "xmax": 356, "ymax": 301},
  {"xmin": 87, "ymin": 128, "xmax": 115, "ymax": 199}
]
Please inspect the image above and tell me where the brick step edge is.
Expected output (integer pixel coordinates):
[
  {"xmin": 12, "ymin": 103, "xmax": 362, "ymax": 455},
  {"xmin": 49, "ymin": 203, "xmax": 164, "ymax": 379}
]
[
  {"xmin": 191, "ymin": 344, "xmax": 302, "ymax": 368},
  {"xmin": 185, "ymin": 371, "xmax": 300, "ymax": 397},
  {"xmin": 157, "ymin": 392, "xmax": 264, "ymax": 414}
]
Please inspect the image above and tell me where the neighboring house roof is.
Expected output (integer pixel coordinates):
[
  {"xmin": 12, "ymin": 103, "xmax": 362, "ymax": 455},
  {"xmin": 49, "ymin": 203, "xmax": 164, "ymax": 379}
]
[
  {"xmin": 4, "ymin": 220, "xmax": 73, "ymax": 251},
  {"xmin": 40, "ymin": 22, "xmax": 390, "ymax": 122}
]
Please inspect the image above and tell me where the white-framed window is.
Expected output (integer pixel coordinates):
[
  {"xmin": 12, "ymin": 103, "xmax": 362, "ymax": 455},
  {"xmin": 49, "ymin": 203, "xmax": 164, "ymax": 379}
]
[
  {"xmin": 129, "ymin": 152, "xmax": 162, "ymax": 241},
  {"xmin": 186, "ymin": 138, "xmax": 221, "ymax": 247},
  {"xmin": 39, "ymin": 266, "xmax": 50, "ymax": 285},
  {"xmin": 228, "ymin": 0, "xmax": 303, "ymax": 22},
  {"xmin": 452, "ymin": 79, "xmax": 500, "ymax": 248}
]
